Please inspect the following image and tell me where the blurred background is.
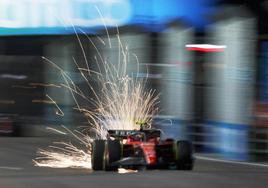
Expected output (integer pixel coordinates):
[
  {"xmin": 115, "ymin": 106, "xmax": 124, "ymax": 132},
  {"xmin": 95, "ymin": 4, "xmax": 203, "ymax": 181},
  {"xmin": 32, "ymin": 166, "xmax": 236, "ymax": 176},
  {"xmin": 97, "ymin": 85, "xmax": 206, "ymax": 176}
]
[{"xmin": 0, "ymin": 0, "xmax": 267, "ymax": 163}]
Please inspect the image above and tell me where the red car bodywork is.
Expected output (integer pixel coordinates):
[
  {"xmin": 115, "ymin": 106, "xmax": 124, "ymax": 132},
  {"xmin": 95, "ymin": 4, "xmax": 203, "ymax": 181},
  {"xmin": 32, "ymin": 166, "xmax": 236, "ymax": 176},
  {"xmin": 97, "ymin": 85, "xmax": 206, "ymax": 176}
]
[
  {"xmin": 126, "ymin": 136, "xmax": 160, "ymax": 165},
  {"xmin": 127, "ymin": 141, "xmax": 157, "ymax": 164}
]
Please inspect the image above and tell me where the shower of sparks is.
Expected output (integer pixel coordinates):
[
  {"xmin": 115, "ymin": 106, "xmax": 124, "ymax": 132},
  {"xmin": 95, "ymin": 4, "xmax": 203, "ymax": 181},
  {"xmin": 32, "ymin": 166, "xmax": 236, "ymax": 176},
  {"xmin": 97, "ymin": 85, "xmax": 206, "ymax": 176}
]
[
  {"xmin": 34, "ymin": 10, "xmax": 159, "ymax": 170},
  {"xmin": 33, "ymin": 143, "xmax": 92, "ymax": 169},
  {"xmin": 118, "ymin": 168, "xmax": 138, "ymax": 174},
  {"xmin": 34, "ymin": 125, "xmax": 93, "ymax": 169}
]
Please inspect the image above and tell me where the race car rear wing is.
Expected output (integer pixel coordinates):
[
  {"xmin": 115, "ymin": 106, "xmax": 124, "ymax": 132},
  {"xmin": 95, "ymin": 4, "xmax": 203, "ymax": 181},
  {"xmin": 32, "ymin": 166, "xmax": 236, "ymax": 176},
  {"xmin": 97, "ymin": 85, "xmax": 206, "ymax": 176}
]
[
  {"xmin": 108, "ymin": 129, "xmax": 161, "ymax": 140},
  {"xmin": 108, "ymin": 130, "xmax": 140, "ymax": 137}
]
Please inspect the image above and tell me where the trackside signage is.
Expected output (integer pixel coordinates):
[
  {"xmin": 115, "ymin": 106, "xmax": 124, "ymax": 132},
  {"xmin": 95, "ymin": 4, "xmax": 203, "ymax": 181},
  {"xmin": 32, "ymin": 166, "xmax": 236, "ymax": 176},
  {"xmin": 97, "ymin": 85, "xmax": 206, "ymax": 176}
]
[{"xmin": 0, "ymin": 0, "xmax": 132, "ymax": 33}]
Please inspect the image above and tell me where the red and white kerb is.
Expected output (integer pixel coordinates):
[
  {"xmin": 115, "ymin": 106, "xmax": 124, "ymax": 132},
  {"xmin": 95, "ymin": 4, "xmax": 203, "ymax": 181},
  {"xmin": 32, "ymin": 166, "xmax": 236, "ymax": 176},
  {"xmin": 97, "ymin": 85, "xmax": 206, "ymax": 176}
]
[{"xmin": 185, "ymin": 44, "xmax": 226, "ymax": 52}]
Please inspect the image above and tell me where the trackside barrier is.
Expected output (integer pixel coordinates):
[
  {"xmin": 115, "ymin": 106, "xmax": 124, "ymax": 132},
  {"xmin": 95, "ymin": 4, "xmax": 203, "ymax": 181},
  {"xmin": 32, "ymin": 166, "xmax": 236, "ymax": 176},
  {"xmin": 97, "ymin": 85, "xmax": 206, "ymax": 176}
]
[
  {"xmin": 205, "ymin": 121, "xmax": 249, "ymax": 161},
  {"xmin": 250, "ymin": 126, "xmax": 268, "ymax": 161},
  {"xmin": 251, "ymin": 103, "xmax": 268, "ymax": 161},
  {"xmin": 188, "ymin": 123, "xmax": 268, "ymax": 162}
]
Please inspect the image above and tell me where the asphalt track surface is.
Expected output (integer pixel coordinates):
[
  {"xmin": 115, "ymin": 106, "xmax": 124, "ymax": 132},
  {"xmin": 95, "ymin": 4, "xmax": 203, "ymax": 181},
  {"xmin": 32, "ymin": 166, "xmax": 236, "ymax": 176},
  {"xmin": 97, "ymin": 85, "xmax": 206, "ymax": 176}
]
[{"xmin": 0, "ymin": 137, "xmax": 268, "ymax": 188}]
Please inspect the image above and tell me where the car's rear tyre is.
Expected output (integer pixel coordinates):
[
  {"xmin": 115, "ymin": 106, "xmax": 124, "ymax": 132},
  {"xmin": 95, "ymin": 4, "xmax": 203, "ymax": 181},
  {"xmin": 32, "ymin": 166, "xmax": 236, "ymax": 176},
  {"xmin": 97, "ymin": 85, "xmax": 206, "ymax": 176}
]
[
  {"xmin": 175, "ymin": 140, "xmax": 193, "ymax": 170},
  {"xmin": 104, "ymin": 140, "xmax": 122, "ymax": 171},
  {"xmin": 92, "ymin": 140, "xmax": 106, "ymax": 170}
]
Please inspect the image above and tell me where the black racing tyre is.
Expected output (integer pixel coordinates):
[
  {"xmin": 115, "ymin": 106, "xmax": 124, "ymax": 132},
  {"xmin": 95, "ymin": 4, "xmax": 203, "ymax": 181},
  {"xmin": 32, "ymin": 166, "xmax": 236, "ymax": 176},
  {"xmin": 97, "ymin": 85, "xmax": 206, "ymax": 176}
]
[
  {"xmin": 104, "ymin": 140, "xmax": 122, "ymax": 171},
  {"xmin": 175, "ymin": 140, "xmax": 193, "ymax": 170},
  {"xmin": 91, "ymin": 140, "xmax": 106, "ymax": 170}
]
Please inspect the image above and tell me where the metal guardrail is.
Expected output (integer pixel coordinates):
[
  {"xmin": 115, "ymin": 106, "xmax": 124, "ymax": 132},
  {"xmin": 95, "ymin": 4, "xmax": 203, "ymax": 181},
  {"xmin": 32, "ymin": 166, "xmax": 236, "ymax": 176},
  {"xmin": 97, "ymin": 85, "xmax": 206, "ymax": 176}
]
[{"xmin": 250, "ymin": 125, "xmax": 268, "ymax": 161}]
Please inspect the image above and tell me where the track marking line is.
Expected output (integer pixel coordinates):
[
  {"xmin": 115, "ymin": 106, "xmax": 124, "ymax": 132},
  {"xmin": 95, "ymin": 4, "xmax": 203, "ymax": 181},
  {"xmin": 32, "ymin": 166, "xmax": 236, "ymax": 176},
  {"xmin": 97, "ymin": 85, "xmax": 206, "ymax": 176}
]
[
  {"xmin": 196, "ymin": 156, "xmax": 268, "ymax": 168},
  {"xmin": 0, "ymin": 166, "xmax": 23, "ymax": 170}
]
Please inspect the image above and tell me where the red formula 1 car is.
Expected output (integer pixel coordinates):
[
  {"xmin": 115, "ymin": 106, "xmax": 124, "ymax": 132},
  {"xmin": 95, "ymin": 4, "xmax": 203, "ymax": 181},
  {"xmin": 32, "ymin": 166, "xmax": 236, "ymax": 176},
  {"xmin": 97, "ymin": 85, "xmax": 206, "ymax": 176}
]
[{"xmin": 91, "ymin": 129, "xmax": 194, "ymax": 171}]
